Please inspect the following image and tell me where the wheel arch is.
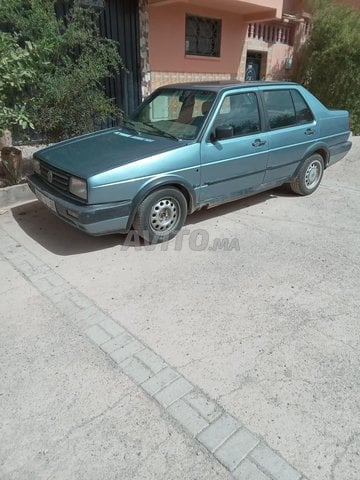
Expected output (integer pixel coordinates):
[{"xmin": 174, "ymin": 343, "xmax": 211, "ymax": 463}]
[
  {"xmin": 313, "ymin": 148, "xmax": 330, "ymax": 168},
  {"xmin": 293, "ymin": 143, "xmax": 330, "ymax": 178},
  {"xmin": 126, "ymin": 176, "xmax": 196, "ymax": 230}
]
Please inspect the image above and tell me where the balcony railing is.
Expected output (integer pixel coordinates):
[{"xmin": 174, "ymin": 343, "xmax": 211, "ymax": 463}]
[{"xmin": 248, "ymin": 22, "xmax": 294, "ymax": 45}]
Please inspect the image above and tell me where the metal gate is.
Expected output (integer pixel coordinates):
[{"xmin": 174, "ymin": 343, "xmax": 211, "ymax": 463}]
[
  {"xmin": 56, "ymin": 0, "xmax": 142, "ymax": 120},
  {"xmin": 99, "ymin": 0, "xmax": 142, "ymax": 119}
]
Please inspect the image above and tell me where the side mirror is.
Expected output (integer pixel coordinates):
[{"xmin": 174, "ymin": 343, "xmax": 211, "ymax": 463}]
[{"xmin": 214, "ymin": 125, "xmax": 234, "ymax": 141}]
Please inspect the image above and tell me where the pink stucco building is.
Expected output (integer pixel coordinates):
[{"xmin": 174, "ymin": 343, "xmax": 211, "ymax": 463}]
[
  {"xmin": 92, "ymin": 0, "xmax": 357, "ymax": 114},
  {"xmin": 144, "ymin": 0, "xmax": 310, "ymax": 92}
]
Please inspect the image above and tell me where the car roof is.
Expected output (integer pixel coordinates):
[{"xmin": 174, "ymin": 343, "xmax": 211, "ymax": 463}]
[{"xmin": 160, "ymin": 80, "xmax": 298, "ymax": 92}]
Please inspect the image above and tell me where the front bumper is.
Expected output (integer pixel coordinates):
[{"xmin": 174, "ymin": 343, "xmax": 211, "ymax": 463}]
[{"xmin": 28, "ymin": 175, "xmax": 131, "ymax": 235}]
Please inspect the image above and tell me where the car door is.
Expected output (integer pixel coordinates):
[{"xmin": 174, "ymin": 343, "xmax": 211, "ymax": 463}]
[
  {"xmin": 261, "ymin": 88, "xmax": 319, "ymax": 183},
  {"xmin": 200, "ymin": 90, "xmax": 268, "ymax": 205}
]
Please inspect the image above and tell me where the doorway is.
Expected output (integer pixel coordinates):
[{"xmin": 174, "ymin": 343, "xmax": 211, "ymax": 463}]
[{"xmin": 245, "ymin": 52, "xmax": 262, "ymax": 81}]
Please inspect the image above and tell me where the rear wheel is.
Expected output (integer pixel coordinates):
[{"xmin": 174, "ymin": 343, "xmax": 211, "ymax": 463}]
[
  {"xmin": 290, "ymin": 154, "xmax": 324, "ymax": 195},
  {"xmin": 133, "ymin": 187, "xmax": 187, "ymax": 243}
]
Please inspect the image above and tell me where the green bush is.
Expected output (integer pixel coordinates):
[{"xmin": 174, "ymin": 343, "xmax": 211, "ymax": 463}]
[
  {"xmin": 0, "ymin": 32, "xmax": 37, "ymax": 135},
  {"xmin": 296, "ymin": 0, "xmax": 360, "ymax": 134},
  {"xmin": 0, "ymin": 0, "xmax": 123, "ymax": 141}
]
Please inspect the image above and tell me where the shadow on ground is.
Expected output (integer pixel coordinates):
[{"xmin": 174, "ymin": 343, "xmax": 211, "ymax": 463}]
[{"xmin": 11, "ymin": 187, "xmax": 294, "ymax": 256}]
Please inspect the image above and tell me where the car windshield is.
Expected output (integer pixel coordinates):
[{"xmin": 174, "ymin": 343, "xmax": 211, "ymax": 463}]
[{"xmin": 131, "ymin": 88, "xmax": 216, "ymax": 140}]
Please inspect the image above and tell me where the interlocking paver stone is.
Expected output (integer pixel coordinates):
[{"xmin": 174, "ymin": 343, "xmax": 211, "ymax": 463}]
[
  {"xmin": 197, "ymin": 414, "xmax": 240, "ymax": 452},
  {"xmin": 101, "ymin": 332, "xmax": 133, "ymax": 354},
  {"xmin": 135, "ymin": 348, "xmax": 167, "ymax": 374},
  {"xmin": 35, "ymin": 277, "xmax": 53, "ymax": 293},
  {"xmin": 68, "ymin": 291, "xmax": 93, "ymax": 309},
  {"xmin": 110, "ymin": 339, "xmax": 144, "ymax": 364},
  {"xmin": 85, "ymin": 324, "xmax": 111, "ymax": 346},
  {"xmin": 233, "ymin": 458, "xmax": 270, "ymax": 480},
  {"xmin": 99, "ymin": 318, "xmax": 125, "ymax": 337},
  {"xmin": 13, "ymin": 260, "xmax": 35, "ymax": 275},
  {"xmin": 184, "ymin": 391, "xmax": 222, "ymax": 422},
  {"xmin": 168, "ymin": 399, "xmax": 209, "ymax": 436},
  {"xmin": 120, "ymin": 356, "xmax": 153, "ymax": 384},
  {"xmin": 214, "ymin": 428, "xmax": 259, "ymax": 471},
  {"xmin": 44, "ymin": 272, "xmax": 65, "ymax": 287},
  {"xmin": 250, "ymin": 444, "xmax": 302, "ymax": 480},
  {"xmin": 154, "ymin": 377, "xmax": 193, "ymax": 408},
  {"xmin": 142, "ymin": 367, "xmax": 179, "ymax": 396},
  {"xmin": 74, "ymin": 306, "xmax": 100, "ymax": 323},
  {"xmin": 47, "ymin": 285, "xmax": 73, "ymax": 304},
  {"xmin": 56, "ymin": 298, "xmax": 81, "ymax": 316}
]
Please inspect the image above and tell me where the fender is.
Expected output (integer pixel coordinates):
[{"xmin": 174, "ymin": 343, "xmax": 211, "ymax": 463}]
[
  {"xmin": 292, "ymin": 141, "xmax": 330, "ymax": 178},
  {"xmin": 126, "ymin": 174, "xmax": 197, "ymax": 230}
]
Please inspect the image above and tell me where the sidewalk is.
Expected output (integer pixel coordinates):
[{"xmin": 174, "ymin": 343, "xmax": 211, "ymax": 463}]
[{"xmin": 0, "ymin": 257, "xmax": 231, "ymax": 480}]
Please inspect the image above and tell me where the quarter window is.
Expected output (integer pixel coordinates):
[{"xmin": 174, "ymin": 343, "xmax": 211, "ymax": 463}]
[
  {"xmin": 263, "ymin": 90, "xmax": 296, "ymax": 129},
  {"xmin": 291, "ymin": 90, "xmax": 314, "ymax": 124},
  {"xmin": 213, "ymin": 92, "xmax": 261, "ymax": 137},
  {"xmin": 185, "ymin": 15, "xmax": 221, "ymax": 57}
]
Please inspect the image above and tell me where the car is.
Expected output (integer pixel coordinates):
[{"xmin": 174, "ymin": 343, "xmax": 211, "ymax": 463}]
[{"xmin": 28, "ymin": 81, "xmax": 352, "ymax": 243}]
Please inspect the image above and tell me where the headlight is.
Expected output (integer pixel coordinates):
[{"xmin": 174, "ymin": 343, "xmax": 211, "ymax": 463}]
[
  {"xmin": 33, "ymin": 158, "xmax": 41, "ymax": 174},
  {"xmin": 69, "ymin": 176, "xmax": 87, "ymax": 200}
]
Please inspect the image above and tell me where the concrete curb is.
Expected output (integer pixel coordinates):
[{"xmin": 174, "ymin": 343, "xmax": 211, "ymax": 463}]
[{"xmin": 0, "ymin": 183, "xmax": 35, "ymax": 208}]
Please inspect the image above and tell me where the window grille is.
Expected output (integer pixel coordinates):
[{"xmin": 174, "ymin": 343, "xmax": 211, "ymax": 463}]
[{"xmin": 185, "ymin": 15, "xmax": 221, "ymax": 57}]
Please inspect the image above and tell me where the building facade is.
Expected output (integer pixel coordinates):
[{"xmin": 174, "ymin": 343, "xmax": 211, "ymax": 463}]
[
  {"xmin": 143, "ymin": 0, "xmax": 309, "ymax": 94},
  {"xmin": 96, "ymin": 0, "xmax": 357, "ymax": 113}
]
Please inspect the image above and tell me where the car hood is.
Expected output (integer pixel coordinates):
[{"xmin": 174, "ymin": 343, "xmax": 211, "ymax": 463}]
[{"xmin": 35, "ymin": 127, "xmax": 187, "ymax": 178}]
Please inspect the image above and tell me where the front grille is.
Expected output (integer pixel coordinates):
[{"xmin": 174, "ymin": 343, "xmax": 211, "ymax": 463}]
[{"xmin": 39, "ymin": 162, "xmax": 70, "ymax": 193}]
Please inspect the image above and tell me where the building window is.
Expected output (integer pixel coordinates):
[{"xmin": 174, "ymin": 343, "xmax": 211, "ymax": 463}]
[{"xmin": 185, "ymin": 15, "xmax": 221, "ymax": 57}]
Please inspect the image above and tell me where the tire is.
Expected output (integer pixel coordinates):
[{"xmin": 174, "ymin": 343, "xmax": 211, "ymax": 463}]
[
  {"xmin": 290, "ymin": 154, "xmax": 324, "ymax": 196},
  {"xmin": 133, "ymin": 187, "xmax": 188, "ymax": 243}
]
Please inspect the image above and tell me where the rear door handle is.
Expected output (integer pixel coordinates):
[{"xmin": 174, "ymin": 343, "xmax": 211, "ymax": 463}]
[
  {"xmin": 252, "ymin": 139, "xmax": 267, "ymax": 147},
  {"xmin": 305, "ymin": 128, "xmax": 315, "ymax": 135}
]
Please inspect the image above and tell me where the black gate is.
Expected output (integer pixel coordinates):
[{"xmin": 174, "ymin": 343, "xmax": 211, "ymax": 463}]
[
  {"xmin": 56, "ymin": 0, "xmax": 142, "ymax": 120},
  {"xmin": 99, "ymin": 0, "xmax": 142, "ymax": 119}
]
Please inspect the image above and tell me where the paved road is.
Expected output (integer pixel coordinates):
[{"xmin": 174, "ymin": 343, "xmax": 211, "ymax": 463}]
[
  {"xmin": 0, "ymin": 259, "xmax": 232, "ymax": 480},
  {"xmin": 1, "ymin": 137, "xmax": 359, "ymax": 480}
]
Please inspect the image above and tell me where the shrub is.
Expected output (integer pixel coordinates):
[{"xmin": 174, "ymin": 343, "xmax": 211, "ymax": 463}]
[
  {"xmin": 0, "ymin": 32, "xmax": 37, "ymax": 136},
  {"xmin": 0, "ymin": 0, "xmax": 123, "ymax": 141},
  {"xmin": 295, "ymin": 0, "xmax": 360, "ymax": 134}
]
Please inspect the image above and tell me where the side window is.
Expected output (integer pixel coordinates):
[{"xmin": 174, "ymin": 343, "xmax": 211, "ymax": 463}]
[
  {"xmin": 263, "ymin": 90, "xmax": 296, "ymax": 129},
  {"xmin": 213, "ymin": 92, "xmax": 261, "ymax": 137},
  {"xmin": 291, "ymin": 90, "xmax": 314, "ymax": 124},
  {"xmin": 219, "ymin": 96, "xmax": 230, "ymax": 114}
]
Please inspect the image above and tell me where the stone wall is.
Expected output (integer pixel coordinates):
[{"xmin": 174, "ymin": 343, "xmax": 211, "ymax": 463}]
[
  {"xmin": 138, "ymin": 0, "xmax": 151, "ymax": 99},
  {"xmin": 150, "ymin": 71, "xmax": 234, "ymax": 92}
]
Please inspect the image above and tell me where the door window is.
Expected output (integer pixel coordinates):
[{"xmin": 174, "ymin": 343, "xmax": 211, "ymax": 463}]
[
  {"xmin": 213, "ymin": 92, "xmax": 261, "ymax": 137},
  {"xmin": 263, "ymin": 90, "xmax": 296, "ymax": 129}
]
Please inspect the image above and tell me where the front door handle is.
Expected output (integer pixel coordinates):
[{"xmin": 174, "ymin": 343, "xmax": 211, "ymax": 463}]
[
  {"xmin": 305, "ymin": 128, "xmax": 315, "ymax": 135},
  {"xmin": 252, "ymin": 139, "xmax": 266, "ymax": 147}
]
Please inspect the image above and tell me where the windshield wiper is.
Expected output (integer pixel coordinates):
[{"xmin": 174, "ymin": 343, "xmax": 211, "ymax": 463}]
[
  {"xmin": 141, "ymin": 122, "xmax": 179, "ymax": 141},
  {"xmin": 120, "ymin": 118, "xmax": 140, "ymax": 134}
]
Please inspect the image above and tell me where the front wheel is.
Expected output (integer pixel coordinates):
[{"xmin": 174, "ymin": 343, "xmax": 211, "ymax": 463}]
[
  {"xmin": 133, "ymin": 187, "xmax": 188, "ymax": 243},
  {"xmin": 290, "ymin": 154, "xmax": 324, "ymax": 196}
]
